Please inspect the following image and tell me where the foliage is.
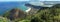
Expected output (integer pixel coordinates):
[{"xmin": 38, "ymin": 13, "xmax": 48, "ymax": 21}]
[
  {"xmin": 0, "ymin": 17, "xmax": 10, "ymax": 22},
  {"xmin": 2, "ymin": 4, "xmax": 60, "ymax": 22},
  {"xmin": 18, "ymin": 20, "xmax": 30, "ymax": 22},
  {"xmin": 30, "ymin": 4, "xmax": 60, "ymax": 22},
  {"xmin": 3, "ymin": 11, "xmax": 10, "ymax": 17}
]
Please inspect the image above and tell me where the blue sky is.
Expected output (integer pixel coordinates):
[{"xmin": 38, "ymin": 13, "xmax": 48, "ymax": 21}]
[
  {"xmin": 0, "ymin": 0, "xmax": 60, "ymax": 2},
  {"xmin": 0, "ymin": 0, "xmax": 29, "ymax": 1}
]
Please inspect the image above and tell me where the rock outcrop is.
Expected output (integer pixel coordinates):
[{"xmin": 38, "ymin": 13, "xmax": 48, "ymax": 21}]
[{"xmin": 3, "ymin": 8, "xmax": 26, "ymax": 20}]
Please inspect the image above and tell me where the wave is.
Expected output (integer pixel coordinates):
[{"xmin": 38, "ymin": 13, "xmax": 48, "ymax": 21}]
[{"xmin": 25, "ymin": 7, "xmax": 31, "ymax": 13}]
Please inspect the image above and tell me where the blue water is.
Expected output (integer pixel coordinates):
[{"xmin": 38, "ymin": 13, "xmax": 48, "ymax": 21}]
[
  {"xmin": 18, "ymin": 5, "xmax": 28, "ymax": 11},
  {"xmin": 0, "ymin": 2, "xmax": 28, "ymax": 15}
]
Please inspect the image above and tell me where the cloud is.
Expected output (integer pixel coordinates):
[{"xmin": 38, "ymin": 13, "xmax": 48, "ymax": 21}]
[
  {"xmin": 34, "ymin": 0, "xmax": 60, "ymax": 1},
  {"xmin": 40, "ymin": 0, "xmax": 60, "ymax": 1}
]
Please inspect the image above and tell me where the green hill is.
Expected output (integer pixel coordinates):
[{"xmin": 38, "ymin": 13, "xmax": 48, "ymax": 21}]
[
  {"xmin": 2, "ymin": 4, "xmax": 60, "ymax": 22},
  {"xmin": 31, "ymin": 4, "xmax": 60, "ymax": 22}
]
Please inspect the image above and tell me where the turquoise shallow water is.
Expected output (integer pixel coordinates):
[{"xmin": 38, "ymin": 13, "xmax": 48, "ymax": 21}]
[{"xmin": 18, "ymin": 5, "xmax": 28, "ymax": 11}]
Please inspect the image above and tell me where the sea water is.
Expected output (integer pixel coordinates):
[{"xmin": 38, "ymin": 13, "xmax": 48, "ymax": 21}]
[{"xmin": 0, "ymin": 2, "xmax": 28, "ymax": 15}]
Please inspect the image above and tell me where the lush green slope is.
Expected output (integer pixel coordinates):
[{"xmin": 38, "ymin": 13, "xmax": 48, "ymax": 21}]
[
  {"xmin": 31, "ymin": 4, "xmax": 60, "ymax": 22},
  {"xmin": 2, "ymin": 4, "xmax": 60, "ymax": 22}
]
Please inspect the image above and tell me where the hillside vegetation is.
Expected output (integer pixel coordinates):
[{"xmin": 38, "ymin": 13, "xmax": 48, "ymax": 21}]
[
  {"xmin": 30, "ymin": 4, "xmax": 60, "ymax": 22},
  {"xmin": 2, "ymin": 4, "xmax": 60, "ymax": 22}
]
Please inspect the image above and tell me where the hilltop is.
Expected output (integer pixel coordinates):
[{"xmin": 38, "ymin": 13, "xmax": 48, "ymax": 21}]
[{"xmin": 3, "ymin": 8, "xmax": 27, "ymax": 21}]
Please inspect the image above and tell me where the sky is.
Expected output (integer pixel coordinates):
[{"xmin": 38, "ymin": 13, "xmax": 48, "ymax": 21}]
[
  {"xmin": 0, "ymin": 0, "xmax": 60, "ymax": 2},
  {"xmin": 0, "ymin": 0, "xmax": 29, "ymax": 2},
  {"xmin": 40, "ymin": 0, "xmax": 60, "ymax": 1}
]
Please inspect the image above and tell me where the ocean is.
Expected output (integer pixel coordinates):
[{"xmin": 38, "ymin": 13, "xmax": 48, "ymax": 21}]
[{"xmin": 0, "ymin": 2, "xmax": 28, "ymax": 15}]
